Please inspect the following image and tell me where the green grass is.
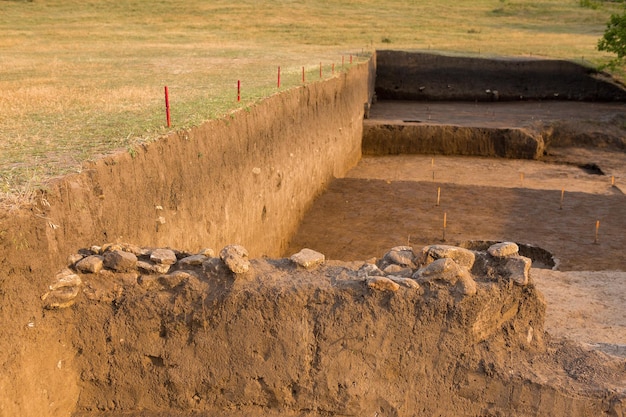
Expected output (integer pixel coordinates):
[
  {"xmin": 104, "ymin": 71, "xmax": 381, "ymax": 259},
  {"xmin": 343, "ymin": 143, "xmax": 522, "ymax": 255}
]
[{"xmin": 0, "ymin": 0, "xmax": 623, "ymax": 207}]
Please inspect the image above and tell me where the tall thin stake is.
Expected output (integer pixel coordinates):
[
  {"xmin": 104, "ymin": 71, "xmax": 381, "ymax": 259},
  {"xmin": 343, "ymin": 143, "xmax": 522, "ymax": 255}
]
[
  {"xmin": 594, "ymin": 220, "xmax": 600, "ymax": 244},
  {"xmin": 436, "ymin": 187, "xmax": 441, "ymax": 206},
  {"xmin": 559, "ymin": 188, "xmax": 564, "ymax": 210},
  {"xmin": 277, "ymin": 66, "xmax": 281, "ymax": 88},
  {"xmin": 164, "ymin": 86, "xmax": 171, "ymax": 127},
  {"xmin": 237, "ymin": 80, "xmax": 241, "ymax": 102},
  {"xmin": 442, "ymin": 212, "xmax": 447, "ymax": 242}
]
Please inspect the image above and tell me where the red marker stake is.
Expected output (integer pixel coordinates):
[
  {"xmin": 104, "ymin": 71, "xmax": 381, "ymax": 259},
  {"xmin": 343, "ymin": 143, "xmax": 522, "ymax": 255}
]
[
  {"xmin": 277, "ymin": 66, "xmax": 281, "ymax": 88},
  {"xmin": 164, "ymin": 86, "xmax": 171, "ymax": 127},
  {"xmin": 237, "ymin": 80, "xmax": 241, "ymax": 102}
]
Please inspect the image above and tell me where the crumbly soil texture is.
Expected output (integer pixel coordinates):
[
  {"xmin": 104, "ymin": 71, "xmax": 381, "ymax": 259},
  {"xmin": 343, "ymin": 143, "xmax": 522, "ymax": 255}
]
[{"xmin": 2, "ymin": 54, "xmax": 626, "ymax": 417}]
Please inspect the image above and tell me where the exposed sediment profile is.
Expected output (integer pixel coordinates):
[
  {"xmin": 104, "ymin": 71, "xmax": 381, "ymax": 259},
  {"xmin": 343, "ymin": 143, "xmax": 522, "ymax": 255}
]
[{"xmin": 43, "ymin": 242, "xmax": 626, "ymax": 417}]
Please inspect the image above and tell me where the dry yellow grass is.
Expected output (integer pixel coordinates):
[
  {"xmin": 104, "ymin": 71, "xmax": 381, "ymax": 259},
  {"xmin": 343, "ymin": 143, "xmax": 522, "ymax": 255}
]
[{"xmin": 0, "ymin": 0, "xmax": 622, "ymax": 206}]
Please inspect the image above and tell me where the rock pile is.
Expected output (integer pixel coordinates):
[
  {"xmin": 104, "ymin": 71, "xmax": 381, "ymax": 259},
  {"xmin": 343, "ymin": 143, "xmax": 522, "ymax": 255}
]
[{"xmin": 42, "ymin": 241, "xmax": 531, "ymax": 310}]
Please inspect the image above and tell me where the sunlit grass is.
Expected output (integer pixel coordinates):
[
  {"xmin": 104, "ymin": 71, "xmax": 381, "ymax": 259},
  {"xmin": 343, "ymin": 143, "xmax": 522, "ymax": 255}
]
[{"xmin": 0, "ymin": 0, "xmax": 623, "ymax": 206}]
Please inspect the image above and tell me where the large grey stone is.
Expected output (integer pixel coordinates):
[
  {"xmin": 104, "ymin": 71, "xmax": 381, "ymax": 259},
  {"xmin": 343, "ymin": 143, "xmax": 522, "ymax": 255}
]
[
  {"xmin": 75, "ymin": 255, "xmax": 104, "ymax": 274},
  {"xmin": 178, "ymin": 254, "xmax": 208, "ymax": 268},
  {"xmin": 488, "ymin": 242, "xmax": 519, "ymax": 258},
  {"xmin": 150, "ymin": 248, "xmax": 177, "ymax": 265},
  {"xmin": 290, "ymin": 248, "xmax": 325, "ymax": 270},
  {"xmin": 413, "ymin": 258, "xmax": 463, "ymax": 284},
  {"xmin": 420, "ymin": 245, "xmax": 475, "ymax": 270},
  {"xmin": 103, "ymin": 250, "xmax": 137, "ymax": 272},
  {"xmin": 505, "ymin": 256, "xmax": 532, "ymax": 286},
  {"xmin": 383, "ymin": 246, "xmax": 416, "ymax": 268},
  {"xmin": 219, "ymin": 245, "xmax": 250, "ymax": 274}
]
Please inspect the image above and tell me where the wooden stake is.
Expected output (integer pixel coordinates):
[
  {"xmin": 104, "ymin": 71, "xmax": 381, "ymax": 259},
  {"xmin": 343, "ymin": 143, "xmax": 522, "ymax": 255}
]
[
  {"xmin": 594, "ymin": 220, "xmax": 600, "ymax": 244},
  {"xmin": 302, "ymin": 66, "xmax": 305, "ymax": 83},
  {"xmin": 436, "ymin": 187, "xmax": 441, "ymax": 206},
  {"xmin": 611, "ymin": 175, "xmax": 615, "ymax": 186},
  {"xmin": 442, "ymin": 212, "xmax": 447, "ymax": 241},
  {"xmin": 237, "ymin": 80, "xmax": 241, "ymax": 102},
  {"xmin": 164, "ymin": 86, "xmax": 171, "ymax": 127},
  {"xmin": 277, "ymin": 66, "xmax": 281, "ymax": 88},
  {"xmin": 520, "ymin": 172, "xmax": 524, "ymax": 187},
  {"xmin": 559, "ymin": 188, "xmax": 564, "ymax": 210}
]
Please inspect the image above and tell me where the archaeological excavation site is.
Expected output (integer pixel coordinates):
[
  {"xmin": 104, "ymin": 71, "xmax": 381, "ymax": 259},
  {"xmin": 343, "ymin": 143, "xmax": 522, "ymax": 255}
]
[{"xmin": 0, "ymin": 51, "xmax": 625, "ymax": 417}]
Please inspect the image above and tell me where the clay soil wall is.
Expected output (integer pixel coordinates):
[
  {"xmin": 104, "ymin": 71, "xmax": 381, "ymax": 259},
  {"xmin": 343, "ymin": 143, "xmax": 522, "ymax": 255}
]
[{"xmin": 0, "ymin": 58, "xmax": 375, "ymax": 417}]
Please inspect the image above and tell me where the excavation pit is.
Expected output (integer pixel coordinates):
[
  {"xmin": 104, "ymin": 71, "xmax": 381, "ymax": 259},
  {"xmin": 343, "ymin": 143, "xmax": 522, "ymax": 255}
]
[{"xmin": 1, "ymin": 51, "xmax": 626, "ymax": 417}]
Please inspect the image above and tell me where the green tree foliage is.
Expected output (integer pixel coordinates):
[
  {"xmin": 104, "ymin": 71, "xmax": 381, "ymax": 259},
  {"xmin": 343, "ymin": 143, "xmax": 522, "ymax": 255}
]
[{"xmin": 598, "ymin": 11, "xmax": 626, "ymax": 63}]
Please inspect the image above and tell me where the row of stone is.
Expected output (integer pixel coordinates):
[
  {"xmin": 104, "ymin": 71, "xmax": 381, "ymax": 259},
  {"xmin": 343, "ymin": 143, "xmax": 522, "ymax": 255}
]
[
  {"xmin": 362, "ymin": 241, "xmax": 530, "ymax": 295},
  {"xmin": 42, "ymin": 241, "xmax": 529, "ymax": 309}
]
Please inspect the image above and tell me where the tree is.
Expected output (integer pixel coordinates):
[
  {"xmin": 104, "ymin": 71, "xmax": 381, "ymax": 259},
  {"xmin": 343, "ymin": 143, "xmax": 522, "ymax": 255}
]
[{"xmin": 598, "ymin": 11, "xmax": 626, "ymax": 65}]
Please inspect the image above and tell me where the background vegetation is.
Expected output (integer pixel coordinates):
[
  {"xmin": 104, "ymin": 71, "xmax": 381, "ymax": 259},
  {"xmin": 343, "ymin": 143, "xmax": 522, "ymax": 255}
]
[{"xmin": 0, "ymin": 0, "xmax": 623, "ymax": 206}]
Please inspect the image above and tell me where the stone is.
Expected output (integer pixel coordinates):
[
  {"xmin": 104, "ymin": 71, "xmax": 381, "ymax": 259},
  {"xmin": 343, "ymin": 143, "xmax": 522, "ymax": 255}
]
[
  {"xmin": 49, "ymin": 269, "xmax": 82, "ymax": 290},
  {"xmin": 413, "ymin": 258, "xmax": 463, "ymax": 284},
  {"xmin": 219, "ymin": 245, "xmax": 250, "ymax": 274},
  {"xmin": 120, "ymin": 243, "xmax": 144, "ymax": 256},
  {"xmin": 505, "ymin": 255, "xmax": 532, "ymax": 286},
  {"xmin": 178, "ymin": 254, "xmax": 208, "ymax": 268},
  {"xmin": 42, "ymin": 269, "xmax": 82, "ymax": 309},
  {"xmin": 387, "ymin": 276, "xmax": 422, "ymax": 290},
  {"xmin": 367, "ymin": 276, "xmax": 400, "ymax": 292},
  {"xmin": 383, "ymin": 264, "xmax": 413, "ymax": 278},
  {"xmin": 456, "ymin": 274, "xmax": 477, "ymax": 296},
  {"xmin": 103, "ymin": 250, "xmax": 137, "ymax": 272},
  {"xmin": 420, "ymin": 245, "xmax": 475, "ymax": 270},
  {"xmin": 102, "ymin": 243, "xmax": 124, "ymax": 253},
  {"xmin": 75, "ymin": 255, "xmax": 104, "ymax": 274},
  {"xmin": 67, "ymin": 253, "xmax": 84, "ymax": 266},
  {"xmin": 137, "ymin": 260, "xmax": 171, "ymax": 274},
  {"xmin": 150, "ymin": 248, "xmax": 177, "ymax": 265},
  {"xmin": 290, "ymin": 248, "xmax": 325, "ymax": 269},
  {"xmin": 42, "ymin": 286, "xmax": 80, "ymax": 309},
  {"xmin": 488, "ymin": 242, "xmax": 519, "ymax": 258},
  {"xmin": 198, "ymin": 248, "xmax": 215, "ymax": 257},
  {"xmin": 383, "ymin": 246, "xmax": 416, "ymax": 268},
  {"xmin": 358, "ymin": 263, "xmax": 385, "ymax": 278}
]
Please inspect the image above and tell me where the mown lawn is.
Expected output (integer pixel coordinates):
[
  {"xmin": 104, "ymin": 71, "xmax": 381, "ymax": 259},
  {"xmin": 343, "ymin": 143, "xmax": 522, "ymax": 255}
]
[{"xmin": 0, "ymin": 0, "xmax": 621, "ymax": 205}]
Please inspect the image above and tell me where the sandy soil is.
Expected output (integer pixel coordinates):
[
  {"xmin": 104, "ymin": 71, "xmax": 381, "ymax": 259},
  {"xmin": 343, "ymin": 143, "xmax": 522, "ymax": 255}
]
[{"xmin": 287, "ymin": 99, "xmax": 626, "ymax": 355}]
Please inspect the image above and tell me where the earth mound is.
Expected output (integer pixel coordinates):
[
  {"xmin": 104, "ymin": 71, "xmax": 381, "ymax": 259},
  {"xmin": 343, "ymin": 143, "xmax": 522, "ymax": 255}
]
[{"xmin": 41, "ymin": 242, "xmax": 626, "ymax": 416}]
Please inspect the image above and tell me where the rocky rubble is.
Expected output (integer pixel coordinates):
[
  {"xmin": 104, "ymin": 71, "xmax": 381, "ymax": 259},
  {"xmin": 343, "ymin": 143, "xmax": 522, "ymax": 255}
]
[{"xmin": 42, "ymin": 241, "xmax": 531, "ymax": 310}]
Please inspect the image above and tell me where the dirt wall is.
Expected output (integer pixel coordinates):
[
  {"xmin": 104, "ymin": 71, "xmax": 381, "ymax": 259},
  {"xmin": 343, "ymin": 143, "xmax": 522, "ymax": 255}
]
[
  {"xmin": 375, "ymin": 50, "xmax": 626, "ymax": 102},
  {"xmin": 0, "ymin": 58, "xmax": 375, "ymax": 417},
  {"xmin": 362, "ymin": 123, "xmax": 545, "ymax": 159}
]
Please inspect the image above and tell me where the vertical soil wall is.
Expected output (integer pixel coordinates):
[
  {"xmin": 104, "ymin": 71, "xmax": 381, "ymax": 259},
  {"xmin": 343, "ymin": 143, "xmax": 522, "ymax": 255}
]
[
  {"xmin": 0, "ymin": 57, "xmax": 375, "ymax": 417},
  {"xmin": 375, "ymin": 50, "xmax": 626, "ymax": 102}
]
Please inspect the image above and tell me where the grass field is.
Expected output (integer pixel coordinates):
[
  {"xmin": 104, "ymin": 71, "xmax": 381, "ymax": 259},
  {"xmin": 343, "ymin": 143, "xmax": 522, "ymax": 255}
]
[{"xmin": 0, "ymin": 0, "xmax": 622, "ymax": 206}]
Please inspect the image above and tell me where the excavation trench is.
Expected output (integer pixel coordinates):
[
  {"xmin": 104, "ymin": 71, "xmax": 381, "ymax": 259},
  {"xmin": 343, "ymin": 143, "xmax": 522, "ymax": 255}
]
[{"xmin": 1, "ymin": 51, "xmax": 626, "ymax": 417}]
